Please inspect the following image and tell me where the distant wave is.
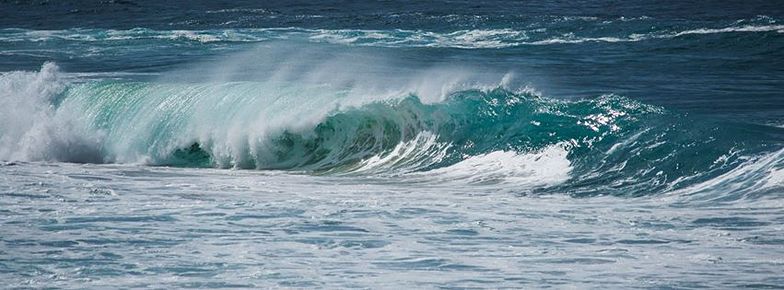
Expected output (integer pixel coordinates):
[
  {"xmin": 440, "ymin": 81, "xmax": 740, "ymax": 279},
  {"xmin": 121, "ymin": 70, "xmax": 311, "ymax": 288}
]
[{"xmin": 1, "ymin": 21, "xmax": 781, "ymax": 49}]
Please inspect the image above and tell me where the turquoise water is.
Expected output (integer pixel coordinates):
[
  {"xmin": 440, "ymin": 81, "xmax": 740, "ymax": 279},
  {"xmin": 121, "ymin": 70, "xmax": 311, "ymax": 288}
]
[{"xmin": 1, "ymin": 1, "xmax": 783, "ymax": 288}]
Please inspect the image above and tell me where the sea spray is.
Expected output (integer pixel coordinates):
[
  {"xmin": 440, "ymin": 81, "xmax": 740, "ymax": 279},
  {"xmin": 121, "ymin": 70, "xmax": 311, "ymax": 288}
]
[{"xmin": 0, "ymin": 62, "xmax": 104, "ymax": 162}]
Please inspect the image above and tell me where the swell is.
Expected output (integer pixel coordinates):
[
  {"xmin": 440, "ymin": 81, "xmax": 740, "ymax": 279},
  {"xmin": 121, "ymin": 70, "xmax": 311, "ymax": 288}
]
[{"xmin": 1, "ymin": 63, "xmax": 783, "ymax": 198}]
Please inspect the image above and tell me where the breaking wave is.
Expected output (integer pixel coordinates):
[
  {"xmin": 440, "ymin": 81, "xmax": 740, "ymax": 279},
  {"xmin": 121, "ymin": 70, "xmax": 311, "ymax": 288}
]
[{"xmin": 2, "ymin": 61, "xmax": 783, "ymax": 198}]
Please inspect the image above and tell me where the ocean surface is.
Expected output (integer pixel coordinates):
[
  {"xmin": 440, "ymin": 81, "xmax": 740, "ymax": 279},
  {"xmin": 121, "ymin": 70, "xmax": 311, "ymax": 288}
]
[{"xmin": 1, "ymin": 1, "xmax": 784, "ymax": 288}]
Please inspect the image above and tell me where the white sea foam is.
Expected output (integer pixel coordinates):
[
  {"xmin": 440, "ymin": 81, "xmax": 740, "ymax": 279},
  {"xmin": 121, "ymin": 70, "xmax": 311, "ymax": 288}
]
[
  {"xmin": 347, "ymin": 132, "xmax": 452, "ymax": 174},
  {"xmin": 409, "ymin": 143, "xmax": 572, "ymax": 188},
  {"xmin": 672, "ymin": 24, "xmax": 784, "ymax": 37},
  {"xmin": 530, "ymin": 36, "xmax": 627, "ymax": 45},
  {"xmin": 666, "ymin": 148, "xmax": 784, "ymax": 201}
]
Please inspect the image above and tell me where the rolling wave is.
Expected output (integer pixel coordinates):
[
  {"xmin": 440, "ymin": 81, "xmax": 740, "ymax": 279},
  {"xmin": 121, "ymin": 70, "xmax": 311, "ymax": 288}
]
[{"xmin": 1, "ymin": 62, "xmax": 782, "ymax": 198}]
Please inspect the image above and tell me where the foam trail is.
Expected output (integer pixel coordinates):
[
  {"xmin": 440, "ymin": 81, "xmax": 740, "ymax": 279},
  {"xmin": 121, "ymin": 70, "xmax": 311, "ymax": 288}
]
[{"xmin": 667, "ymin": 148, "xmax": 784, "ymax": 202}]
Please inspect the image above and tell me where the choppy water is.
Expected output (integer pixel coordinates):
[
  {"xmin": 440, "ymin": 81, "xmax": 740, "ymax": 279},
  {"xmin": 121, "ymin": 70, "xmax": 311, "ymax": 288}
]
[{"xmin": 1, "ymin": 1, "xmax": 783, "ymax": 288}]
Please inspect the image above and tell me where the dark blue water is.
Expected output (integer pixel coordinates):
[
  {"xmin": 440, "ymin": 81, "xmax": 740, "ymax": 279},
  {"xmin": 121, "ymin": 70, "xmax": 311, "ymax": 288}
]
[{"xmin": 1, "ymin": 1, "xmax": 783, "ymax": 288}]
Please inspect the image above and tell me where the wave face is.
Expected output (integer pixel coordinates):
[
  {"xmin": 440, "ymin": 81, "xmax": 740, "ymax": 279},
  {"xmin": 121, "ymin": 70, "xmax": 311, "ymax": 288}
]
[{"xmin": 2, "ymin": 62, "xmax": 782, "ymax": 198}]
